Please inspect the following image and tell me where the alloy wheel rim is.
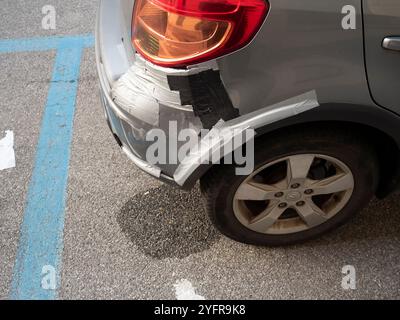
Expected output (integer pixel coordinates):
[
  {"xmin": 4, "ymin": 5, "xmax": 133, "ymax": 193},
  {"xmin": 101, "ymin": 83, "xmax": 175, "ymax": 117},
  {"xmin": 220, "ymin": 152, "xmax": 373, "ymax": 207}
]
[{"xmin": 233, "ymin": 154, "xmax": 355, "ymax": 235}]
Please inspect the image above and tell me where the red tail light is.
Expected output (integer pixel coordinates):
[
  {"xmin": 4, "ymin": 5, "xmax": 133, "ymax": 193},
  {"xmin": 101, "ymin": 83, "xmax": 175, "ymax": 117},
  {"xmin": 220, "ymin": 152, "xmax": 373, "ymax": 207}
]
[{"xmin": 132, "ymin": 0, "xmax": 269, "ymax": 67}]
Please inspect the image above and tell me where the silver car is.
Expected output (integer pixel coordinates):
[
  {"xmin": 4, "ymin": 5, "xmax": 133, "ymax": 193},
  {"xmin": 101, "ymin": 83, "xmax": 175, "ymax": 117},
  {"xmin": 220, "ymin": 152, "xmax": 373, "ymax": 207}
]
[{"xmin": 96, "ymin": 0, "xmax": 400, "ymax": 245}]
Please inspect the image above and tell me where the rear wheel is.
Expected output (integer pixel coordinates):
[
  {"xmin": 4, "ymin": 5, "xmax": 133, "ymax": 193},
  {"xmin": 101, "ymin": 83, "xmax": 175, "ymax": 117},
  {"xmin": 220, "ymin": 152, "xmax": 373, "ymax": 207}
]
[{"xmin": 201, "ymin": 127, "xmax": 379, "ymax": 246}]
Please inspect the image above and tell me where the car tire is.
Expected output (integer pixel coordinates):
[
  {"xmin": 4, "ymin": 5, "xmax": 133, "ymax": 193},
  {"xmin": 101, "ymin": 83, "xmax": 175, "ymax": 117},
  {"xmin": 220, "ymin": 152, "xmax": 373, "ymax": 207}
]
[{"xmin": 200, "ymin": 126, "xmax": 379, "ymax": 246}]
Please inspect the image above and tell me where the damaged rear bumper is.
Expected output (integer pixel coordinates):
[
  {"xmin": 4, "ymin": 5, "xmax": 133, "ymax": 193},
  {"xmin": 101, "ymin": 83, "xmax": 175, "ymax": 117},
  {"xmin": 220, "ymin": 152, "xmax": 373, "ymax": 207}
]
[
  {"xmin": 96, "ymin": 51, "xmax": 182, "ymax": 186},
  {"xmin": 95, "ymin": 0, "xmax": 210, "ymax": 188},
  {"xmin": 95, "ymin": 0, "xmax": 242, "ymax": 189},
  {"xmin": 96, "ymin": 49, "xmax": 235, "ymax": 188}
]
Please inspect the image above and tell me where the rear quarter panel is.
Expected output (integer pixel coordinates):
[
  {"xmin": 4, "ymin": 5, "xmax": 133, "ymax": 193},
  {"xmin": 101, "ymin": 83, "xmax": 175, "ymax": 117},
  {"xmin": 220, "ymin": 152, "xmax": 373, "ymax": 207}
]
[{"xmin": 217, "ymin": 0, "xmax": 374, "ymax": 115}]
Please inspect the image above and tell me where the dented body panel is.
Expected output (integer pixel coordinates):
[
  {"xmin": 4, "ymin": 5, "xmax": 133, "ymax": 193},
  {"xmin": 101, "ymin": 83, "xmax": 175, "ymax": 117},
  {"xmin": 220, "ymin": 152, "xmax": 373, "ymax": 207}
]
[{"xmin": 96, "ymin": 0, "xmax": 400, "ymax": 190}]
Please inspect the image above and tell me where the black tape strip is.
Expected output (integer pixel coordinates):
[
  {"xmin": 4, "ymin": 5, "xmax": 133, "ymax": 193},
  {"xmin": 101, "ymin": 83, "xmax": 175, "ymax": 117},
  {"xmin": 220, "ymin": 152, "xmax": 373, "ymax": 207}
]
[{"xmin": 168, "ymin": 70, "xmax": 239, "ymax": 129}]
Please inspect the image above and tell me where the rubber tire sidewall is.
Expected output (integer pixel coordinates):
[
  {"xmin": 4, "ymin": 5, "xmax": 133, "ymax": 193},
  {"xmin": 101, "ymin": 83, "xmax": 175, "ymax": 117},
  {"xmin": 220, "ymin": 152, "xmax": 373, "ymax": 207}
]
[{"xmin": 201, "ymin": 129, "xmax": 379, "ymax": 246}]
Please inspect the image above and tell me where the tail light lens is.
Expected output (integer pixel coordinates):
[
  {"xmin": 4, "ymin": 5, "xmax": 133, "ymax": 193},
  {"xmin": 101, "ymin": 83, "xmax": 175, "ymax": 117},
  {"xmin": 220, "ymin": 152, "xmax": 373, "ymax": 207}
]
[{"xmin": 132, "ymin": 0, "xmax": 269, "ymax": 67}]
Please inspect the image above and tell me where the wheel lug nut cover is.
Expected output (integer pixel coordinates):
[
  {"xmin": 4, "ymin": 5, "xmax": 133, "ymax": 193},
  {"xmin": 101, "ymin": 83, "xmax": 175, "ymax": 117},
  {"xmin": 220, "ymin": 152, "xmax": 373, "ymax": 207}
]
[
  {"xmin": 296, "ymin": 201, "xmax": 305, "ymax": 206},
  {"xmin": 275, "ymin": 192, "xmax": 284, "ymax": 197},
  {"xmin": 279, "ymin": 203, "xmax": 287, "ymax": 208},
  {"xmin": 305, "ymin": 189, "xmax": 313, "ymax": 194},
  {"xmin": 291, "ymin": 183, "xmax": 300, "ymax": 189}
]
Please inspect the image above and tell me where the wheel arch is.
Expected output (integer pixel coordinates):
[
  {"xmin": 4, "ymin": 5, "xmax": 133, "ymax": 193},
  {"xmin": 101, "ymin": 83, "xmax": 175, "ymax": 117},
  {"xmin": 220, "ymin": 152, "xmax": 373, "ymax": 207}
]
[{"xmin": 186, "ymin": 103, "xmax": 400, "ymax": 198}]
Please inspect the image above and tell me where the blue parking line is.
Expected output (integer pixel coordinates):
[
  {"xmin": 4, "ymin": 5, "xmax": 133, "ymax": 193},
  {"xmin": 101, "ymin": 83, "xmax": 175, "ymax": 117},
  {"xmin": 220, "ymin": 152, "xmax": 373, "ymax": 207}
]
[
  {"xmin": 0, "ymin": 35, "xmax": 94, "ymax": 300},
  {"xmin": 0, "ymin": 34, "xmax": 94, "ymax": 53}
]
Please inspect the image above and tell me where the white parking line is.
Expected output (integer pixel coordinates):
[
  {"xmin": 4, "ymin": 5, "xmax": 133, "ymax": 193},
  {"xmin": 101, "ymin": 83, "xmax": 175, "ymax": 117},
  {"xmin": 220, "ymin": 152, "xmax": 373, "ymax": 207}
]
[
  {"xmin": 0, "ymin": 130, "xmax": 15, "ymax": 171},
  {"xmin": 174, "ymin": 279, "xmax": 205, "ymax": 300}
]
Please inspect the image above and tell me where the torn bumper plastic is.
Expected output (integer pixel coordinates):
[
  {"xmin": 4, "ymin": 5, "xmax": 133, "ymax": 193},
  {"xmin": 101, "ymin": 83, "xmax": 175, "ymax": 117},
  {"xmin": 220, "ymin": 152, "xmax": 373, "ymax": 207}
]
[
  {"xmin": 98, "ymin": 52, "xmax": 319, "ymax": 188},
  {"xmin": 97, "ymin": 56, "xmax": 178, "ymax": 185},
  {"xmin": 96, "ymin": 49, "xmax": 208, "ymax": 186}
]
